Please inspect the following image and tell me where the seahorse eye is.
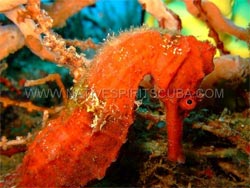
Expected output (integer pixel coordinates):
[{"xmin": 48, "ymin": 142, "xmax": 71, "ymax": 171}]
[
  {"xmin": 187, "ymin": 99, "xmax": 192, "ymax": 105},
  {"xmin": 179, "ymin": 97, "xmax": 196, "ymax": 111}
]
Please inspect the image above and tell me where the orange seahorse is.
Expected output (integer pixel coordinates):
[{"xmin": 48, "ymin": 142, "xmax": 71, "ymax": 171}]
[{"xmin": 2, "ymin": 28, "xmax": 215, "ymax": 187}]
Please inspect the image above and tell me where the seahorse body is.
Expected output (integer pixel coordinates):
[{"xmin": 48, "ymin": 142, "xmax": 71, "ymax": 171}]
[{"xmin": 3, "ymin": 28, "xmax": 215, "ymax": 187}]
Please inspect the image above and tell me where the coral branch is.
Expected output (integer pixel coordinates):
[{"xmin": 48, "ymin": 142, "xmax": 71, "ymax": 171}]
[
  {"xmin": 4, "ymin": 6, "xmax": 56, "ymax": 62},
  {"xmin": 65, "ymin": 39, "xmax": 100, "ymax": 51},
  {"xmin": 42, "ymin": 32, "xmax": 89, "ymax": 81},
  {"xmin": 138, "ymin": 0, "xmax": 181, "ymax": 31},
  {"xmin": 187, "ymin": 0, "xmax": 229, "ymax": 54},
  {"xmin": 0, "ymin": 96, "xmax": 62, "ymax": 114},
  {"xmin": 24, "ymin": 74, "xmax": 68, "ymax": 104},
  {"xmin": 0, "ymin": 0, "xmax": 27, "ymax": 12},
  {"xmin": 0, "ymin": 62, "xmax": 8, "ymax": 74},
  {"xmin": 136, "ymin": 111, "xmax": 165, "ymax": 129},
  {"xmin": 2, "ymin": 2, "xmax": 90, "ymax": 81},
  {"xmin": 0, "ymin": 25, "xmax": 25, "ymax": 60},
  {"xmin": 0, "ymin": 77, "xmax": 22, "ymax": 95},
  {"xmin": 42, "ymin": 0, "xmax": 96, "ymax": 28},
  {"xmin": 0, "ymin": 135, "xmax": 30, "ymax": 157},
  {"xmin": 184, "ymin": 0, "xmax": 249, "ymax": 41},
  {"xmin": 0, "ymin": 0, "xmax": 96, "ymax": 63},
  {"xmin": 218, "ymin": 161, "xmax": 249, "ymax": 182},
  {"xmin": 192, "ymin": 119, "xmax": 250, "ymax": 155},
  {"xmin": 21, "ymin": 0, "xmax": 91, "ymax": 81},
  {"xmin": 191, "ymin": 147, "xmax": 238, "ymax": 158}
]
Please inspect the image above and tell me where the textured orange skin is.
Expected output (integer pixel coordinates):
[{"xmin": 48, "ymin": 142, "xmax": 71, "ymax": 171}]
[{"xmin": 3, "ymin": 29, "xmax": 215, "ymax": 187}]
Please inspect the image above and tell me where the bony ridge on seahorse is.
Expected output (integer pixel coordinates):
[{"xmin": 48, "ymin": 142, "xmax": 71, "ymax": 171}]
[{"xmin": 2, "ymin": 28, "xmax": 215, "ymax": 187}]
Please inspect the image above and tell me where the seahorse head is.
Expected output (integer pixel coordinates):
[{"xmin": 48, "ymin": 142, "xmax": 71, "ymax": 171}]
[{"xmin": 152, "ymin": 34, "xmax": 215, "ymax": 162}]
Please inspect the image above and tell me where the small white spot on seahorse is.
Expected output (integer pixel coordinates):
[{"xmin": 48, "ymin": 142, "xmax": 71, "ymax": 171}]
[{"xmin": 134, "ymin": 99, "xmax": 143, "ymax": 110}]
